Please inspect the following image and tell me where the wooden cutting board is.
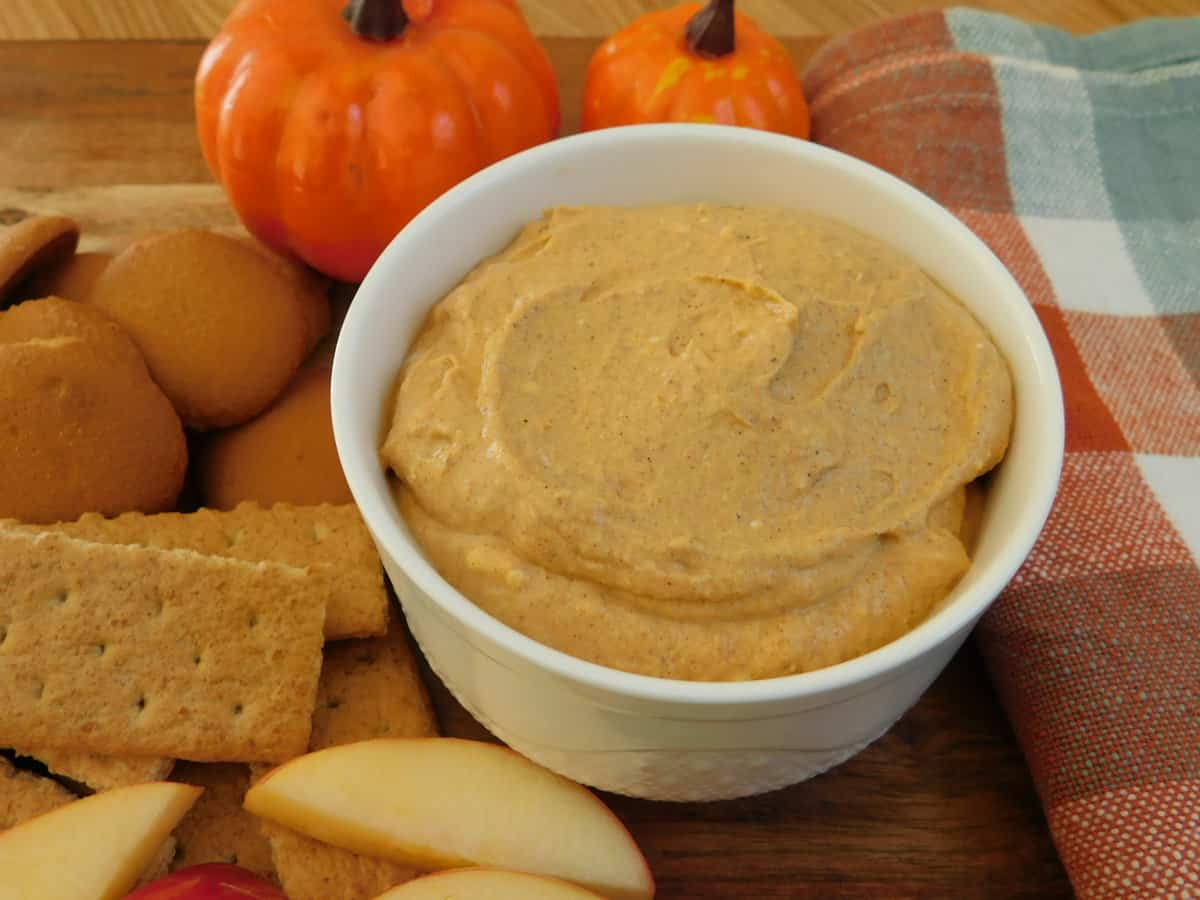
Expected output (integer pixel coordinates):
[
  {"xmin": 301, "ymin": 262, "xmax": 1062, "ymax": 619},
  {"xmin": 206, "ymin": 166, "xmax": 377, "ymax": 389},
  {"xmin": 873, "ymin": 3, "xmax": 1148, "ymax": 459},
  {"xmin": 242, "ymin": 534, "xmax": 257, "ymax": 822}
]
[{"xmin": 0, "ymin": 36, "xmax": 1071, "ymax": 899}]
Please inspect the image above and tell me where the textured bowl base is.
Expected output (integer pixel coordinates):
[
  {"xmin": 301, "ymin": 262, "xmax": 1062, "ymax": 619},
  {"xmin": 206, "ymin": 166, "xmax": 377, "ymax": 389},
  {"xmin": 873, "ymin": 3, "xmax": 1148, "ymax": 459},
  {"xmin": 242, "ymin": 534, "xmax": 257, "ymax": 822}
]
[
  {"xmin": 413, "ymin": 622, "xmax": 897, "ymax": 801},
  {"xmin": 502, "ymin": 726, "xmax": 892, "ymax": 802}
]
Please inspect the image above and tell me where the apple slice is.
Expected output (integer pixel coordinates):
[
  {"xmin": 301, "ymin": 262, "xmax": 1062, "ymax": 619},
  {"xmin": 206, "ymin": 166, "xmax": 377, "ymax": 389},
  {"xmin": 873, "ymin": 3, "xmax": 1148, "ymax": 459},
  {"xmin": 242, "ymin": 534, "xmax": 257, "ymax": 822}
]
[
  {"xmin": 372, "ymin": 867, "xmax": 607, "ymax": 899},
  {"xmin": 125, "ymin": 863, "xmax": 287, "ymax": 899},
  {"xmin": 244, "ymin": 738, "xmax": 654, "ymax": 900},
  {"xmin": 0, "ymin": 780, "xmax": 201, "ymax": 900}
]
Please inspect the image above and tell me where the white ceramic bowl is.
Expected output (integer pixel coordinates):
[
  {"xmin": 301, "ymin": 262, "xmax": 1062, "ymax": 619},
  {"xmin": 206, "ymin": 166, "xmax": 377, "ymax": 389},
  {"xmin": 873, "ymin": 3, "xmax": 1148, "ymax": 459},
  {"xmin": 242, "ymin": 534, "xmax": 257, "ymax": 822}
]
[{"xmin": 332, "ymin": 124, "xmax": 1063, "ymax": 802}]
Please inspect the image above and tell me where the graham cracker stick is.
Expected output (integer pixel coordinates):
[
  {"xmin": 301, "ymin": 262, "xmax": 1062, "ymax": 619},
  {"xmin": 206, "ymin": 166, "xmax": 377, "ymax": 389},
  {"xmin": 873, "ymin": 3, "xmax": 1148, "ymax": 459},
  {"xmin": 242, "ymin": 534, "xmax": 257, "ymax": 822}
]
[
  {"xmin": 13, "ymin": 747, "xmax": 173, "ymax": 792},
  {"xmin": 12, "ymin": 503, "xmax": 387, "ymax": 640},
  {"xmin": 0, "ymin": 756, "xmax": 177, "ymax": 885},
  {"xmin": 171, "ymin": 763, "xmax": 275, "ymax": 880},
  {"xmin": 0, "ymin": 756, "xmax": 75, "ymax": 829},
  {"xmin": 256, "ymin": 622, "xmax": 438, "ymax": 900},
  {"xmin": 139, "ymin": 838, "xmax": 178, "ymax": 888},
  {"xmin": 0, "ymin": 528, "xmax": 325, "ymax": 763}
]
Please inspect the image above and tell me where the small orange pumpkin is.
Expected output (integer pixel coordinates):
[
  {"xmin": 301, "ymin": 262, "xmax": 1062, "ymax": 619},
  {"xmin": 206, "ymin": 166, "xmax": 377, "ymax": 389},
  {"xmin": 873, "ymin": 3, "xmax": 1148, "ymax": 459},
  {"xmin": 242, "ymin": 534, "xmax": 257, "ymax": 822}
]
[
  {"xmin": 583, "ymin": 0, "xmax": 809, "ymax": 138},
  {"xmin": 196, "ymin": 0, "xmax": 560, "ymax": 282}
]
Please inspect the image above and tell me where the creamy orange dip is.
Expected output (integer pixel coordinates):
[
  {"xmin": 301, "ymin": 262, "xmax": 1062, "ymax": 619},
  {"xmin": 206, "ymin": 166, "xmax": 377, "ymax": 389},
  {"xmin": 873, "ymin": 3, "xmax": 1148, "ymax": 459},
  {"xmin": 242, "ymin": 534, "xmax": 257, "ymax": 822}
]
[{"xmin": 382, "ymin": 205, "xmax": 1013, "ymax": 681}]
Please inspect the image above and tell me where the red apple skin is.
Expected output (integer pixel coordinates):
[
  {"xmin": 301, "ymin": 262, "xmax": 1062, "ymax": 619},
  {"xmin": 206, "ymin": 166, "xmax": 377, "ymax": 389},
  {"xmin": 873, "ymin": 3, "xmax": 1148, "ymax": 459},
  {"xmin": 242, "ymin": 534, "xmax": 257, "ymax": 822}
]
[{"xmin": 124, "ymin": 863, "xmax": 286, "ymax": 899}]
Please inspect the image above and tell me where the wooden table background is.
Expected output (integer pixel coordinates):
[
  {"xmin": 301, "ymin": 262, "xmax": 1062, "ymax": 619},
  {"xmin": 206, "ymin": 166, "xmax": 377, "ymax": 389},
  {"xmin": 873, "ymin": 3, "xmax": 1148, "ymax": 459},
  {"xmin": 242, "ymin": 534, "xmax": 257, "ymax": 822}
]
[{"xmin": 4, "ymin": 1, "xmax": 1197, "ymax": 897}]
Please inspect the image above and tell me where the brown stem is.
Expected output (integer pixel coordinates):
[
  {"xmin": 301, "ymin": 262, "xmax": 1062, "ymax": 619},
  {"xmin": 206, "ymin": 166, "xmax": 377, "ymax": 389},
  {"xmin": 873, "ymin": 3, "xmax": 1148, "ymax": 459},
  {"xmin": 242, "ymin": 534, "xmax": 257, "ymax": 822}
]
[
  {"xmin": 685, "ymin": 0, "xmax": 735, "ymax": 59},
  {"xmin": 342, "ymin": 0, "xmax": 408, "ymax": 41}
]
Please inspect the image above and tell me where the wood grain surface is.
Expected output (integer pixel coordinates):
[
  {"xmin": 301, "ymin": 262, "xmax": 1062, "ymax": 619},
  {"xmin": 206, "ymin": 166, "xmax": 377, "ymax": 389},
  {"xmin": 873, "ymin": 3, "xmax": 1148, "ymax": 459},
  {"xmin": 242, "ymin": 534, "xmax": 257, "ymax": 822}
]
[
  {"xmin": 0, "ymin": 35, "xmax": 1074, "ymax": 897},
  {"xmin": 1, "ymin": 0, "xmax": 1198, "ymax": 38}
]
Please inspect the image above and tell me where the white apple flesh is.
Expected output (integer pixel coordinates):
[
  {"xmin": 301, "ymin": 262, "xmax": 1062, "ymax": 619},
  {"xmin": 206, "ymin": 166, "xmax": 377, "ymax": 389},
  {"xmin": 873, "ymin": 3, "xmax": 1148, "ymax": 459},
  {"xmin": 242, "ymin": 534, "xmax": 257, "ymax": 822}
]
[
  {"xmin": 0, "ymin": 780, "xmax": 201, "ymax": 900},
  {"xmin": 244, "ymin": 738, "xmax": 654, "ymax": 899},
  {"xmin": 371, "ymin": 866, "xmax": 608, "ymax": 899}
]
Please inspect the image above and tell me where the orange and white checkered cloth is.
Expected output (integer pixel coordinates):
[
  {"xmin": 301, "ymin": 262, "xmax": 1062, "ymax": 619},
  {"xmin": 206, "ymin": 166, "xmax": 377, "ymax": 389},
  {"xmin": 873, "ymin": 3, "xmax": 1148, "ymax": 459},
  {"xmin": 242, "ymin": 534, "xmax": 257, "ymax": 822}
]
[{"xmin": 805, "ymin": 10, "xmax": 1199, "ymax": 897}]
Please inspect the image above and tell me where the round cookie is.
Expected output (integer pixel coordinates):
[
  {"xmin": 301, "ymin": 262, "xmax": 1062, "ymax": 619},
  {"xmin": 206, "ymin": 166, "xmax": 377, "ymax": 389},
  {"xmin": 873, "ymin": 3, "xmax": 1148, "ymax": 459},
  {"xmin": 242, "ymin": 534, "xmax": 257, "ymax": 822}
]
[
  {"xmin": 0, "ymin": 216, "xmax": 79, "ymax": 306},
  {"xmin": 23, "ymin": 252, "xmax": 113, "ymax": 302},
  {"xmin": 89, "ymin": 229, "xmax": 331, "ymax": 429},
  {"xmin": 0, "ymin": 335, "xmax": 188, "ymax": 524},
  {"xmin": 199, "ymin": 363, "xmax": 352, "ymax": 509},
  {"xmin": 230, "ymin": 233, "xmax": 332, "ymax": 352},
  {"xmin": 0, "ymin": 295, "xmax": 142, "ymax": 369}
]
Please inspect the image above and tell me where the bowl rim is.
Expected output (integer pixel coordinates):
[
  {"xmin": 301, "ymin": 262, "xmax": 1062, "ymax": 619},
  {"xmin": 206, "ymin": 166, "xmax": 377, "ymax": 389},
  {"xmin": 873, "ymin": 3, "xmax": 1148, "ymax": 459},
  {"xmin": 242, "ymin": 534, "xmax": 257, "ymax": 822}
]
[{"xmin": 333, "ymin": 123, "xmax": 1065, "ymax": 708}]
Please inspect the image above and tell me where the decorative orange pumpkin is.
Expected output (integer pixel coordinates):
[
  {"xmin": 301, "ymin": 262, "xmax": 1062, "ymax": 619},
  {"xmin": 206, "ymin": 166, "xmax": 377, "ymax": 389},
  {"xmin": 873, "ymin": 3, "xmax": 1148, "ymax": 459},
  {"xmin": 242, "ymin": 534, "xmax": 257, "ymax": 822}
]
[
  {"xmin": 196, "ymin": 0, "xmax": 560, "ymax": 282},
  {"xmin": 583, "ymin": 0, "xmax": 809, "ymax": 138}
]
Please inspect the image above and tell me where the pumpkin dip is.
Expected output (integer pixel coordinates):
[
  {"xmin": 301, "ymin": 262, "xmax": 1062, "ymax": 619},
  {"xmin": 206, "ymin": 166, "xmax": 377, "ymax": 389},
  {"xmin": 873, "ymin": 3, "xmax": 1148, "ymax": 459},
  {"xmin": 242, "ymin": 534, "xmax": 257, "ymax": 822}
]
[{"xmin": 381, "ymin": 205, "xmax": 1013, "ymax": 681}]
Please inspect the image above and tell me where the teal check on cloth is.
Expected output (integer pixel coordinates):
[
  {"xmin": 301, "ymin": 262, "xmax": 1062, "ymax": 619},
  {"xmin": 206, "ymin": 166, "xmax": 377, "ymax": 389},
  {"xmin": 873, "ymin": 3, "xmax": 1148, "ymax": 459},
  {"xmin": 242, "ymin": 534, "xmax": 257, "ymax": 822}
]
[{"xmin": 805, "ymin": 10, "xmax": 1200, "ymax": 897}]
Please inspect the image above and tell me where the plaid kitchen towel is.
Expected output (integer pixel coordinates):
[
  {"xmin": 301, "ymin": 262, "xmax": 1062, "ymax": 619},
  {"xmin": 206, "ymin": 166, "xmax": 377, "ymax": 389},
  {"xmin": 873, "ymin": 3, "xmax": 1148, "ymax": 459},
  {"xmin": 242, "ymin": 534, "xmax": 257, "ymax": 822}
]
[{"xmin": 804, "ymin": 10, "xmax": 1199, "ymax": 898}]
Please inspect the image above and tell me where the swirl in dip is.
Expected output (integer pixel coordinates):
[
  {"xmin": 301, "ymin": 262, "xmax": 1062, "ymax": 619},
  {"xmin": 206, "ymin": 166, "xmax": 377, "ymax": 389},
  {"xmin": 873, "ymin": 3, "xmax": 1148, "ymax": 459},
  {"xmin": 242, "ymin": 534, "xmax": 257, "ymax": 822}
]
[{"xmin": 381, "ymin": 205, "xmax": 1013, "ymax": 681}]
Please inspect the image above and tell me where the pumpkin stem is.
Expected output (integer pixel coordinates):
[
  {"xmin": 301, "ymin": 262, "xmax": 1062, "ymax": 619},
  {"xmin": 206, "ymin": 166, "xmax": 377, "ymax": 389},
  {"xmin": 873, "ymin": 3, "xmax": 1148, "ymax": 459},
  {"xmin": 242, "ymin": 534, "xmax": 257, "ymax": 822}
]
[
  {"xmin": 342, "ymin": 0, "xmax": 409, "ymax": 41},
  {"xmin": 685, "ymin": 0, "xmax": 735, "ymax": 59}
]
